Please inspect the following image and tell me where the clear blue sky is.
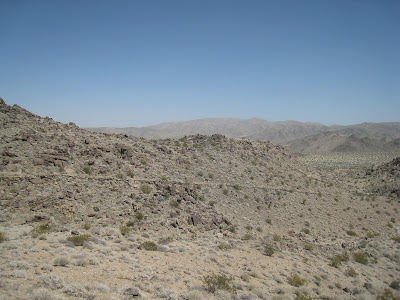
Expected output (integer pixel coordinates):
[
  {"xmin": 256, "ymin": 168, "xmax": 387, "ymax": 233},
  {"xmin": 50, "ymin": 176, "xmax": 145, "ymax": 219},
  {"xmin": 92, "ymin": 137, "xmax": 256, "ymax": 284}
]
[{"xmin": 1, "ymin": 0, "xmax": 399, "ymax": 127}]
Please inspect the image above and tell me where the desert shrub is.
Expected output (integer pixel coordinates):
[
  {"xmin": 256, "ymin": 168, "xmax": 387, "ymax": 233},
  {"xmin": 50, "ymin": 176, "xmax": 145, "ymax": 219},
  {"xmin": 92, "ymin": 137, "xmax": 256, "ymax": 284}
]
[
  {"xmin": 264, "ymin": 244, "xmax": 275, "ymax": 256},
  {"xmin": 266, "ymin": 218, "xmax": 272, "ymax": 224},
  {"xmin": 53, "ymin": 257, "xmax": 69, "ymax": 267},
  {"xmin": 126, "ymin": 170, "xmax": 134, "ymax": 178},
  {"xmin": 139, "ymin": 241, "xmax": 158, "ymax": 251},
  {"xmin": 120, "ymin": 225, "xmax": 131, "ymax": 236},
  {"xmin": 233, "ymin": 184, "xmax": 240, "ymax": 191},
  {"xmin": 158, "ymin": 237, "xmax": 173, "ymax": 245},
  {"xmin": 353, "ymin": 251, "xmax": 368, "ymax": 265},
  {"xmin": 295, "ymin": 294, "xmax": 313, "ymax": 300},
  {"xmin": 82, "ymin": 222, "xmax": 91, "ymax": 230},
  {"xmin": 140, "ymin": 158, "xmax": 147, "ymax": 165},
  {"xmin": 273, "ymin": 234, "xmax": 282, "ymax": 242},
  {"xmin": 366, "ymin": 232, "xmax": 380, "ymax": 238},
  {"xmin": 304, "ymin": 242, "xmax": 314, "ymax": 251},
  {"xmin": 329, "ymin": 252, "xmax": 349, "ymax": 268},
  {"xmin": 376, "ymin": 288, "xmax": 395, "ymax": 300},
  {"xmin": 135, "ymin": 211, "xmax": 144, "ymax": 221},
  {"xmin": 346, "ymin": 230, "xmax": 357, "ymax": 236},
  {"xmin": 392, "ymin": 236, "xmax": 400, "ymax": 243},
  {"xmin": 0, "ymin": 231, "xmax": 7, "ymax": 243},
  {"xmin": 302, "ymin": 228, "xmax": 310, "ymax": 234},
  {"xmin": 37, "ymin": 274, "xmax": 65, "ymax": 290},
  {"xmin": 217, "ymin": 243, "xmax": 231, "ymax": 251},
  {"xmin": 116, "ymin": 172, "xmax": 125, "ymax": 179},
  {"xmin": 170, "ymin": 200, "xmax": 180, "ymax": 209},
  {"xmin": 73, "ymin": 258, "xmax": 88, "ymax": 267},
  {"xmin": 82, "ymin": 166, "xmax": 91, "ymax": 175},
  {"xmin": 390, "ymin": 280, "xmax": 400, "ymax": 290},
  {"xmin": 140, "ymin": 184, "xmax": 152, "ymax": 194},
  {"xmin": 222, "ymin": 189, "xmax": 229, "ymax": 195},
  {"xmin": 288, "ymin": 273, "xmax": 307, "ymax": 287},
  {"xmin": 67, "ymin": 234, "xmax": 90, "ymax": 246},
  {"xmin": 242, "ymin": 233, "xmax": 253, "ymax": 240},
  {"xmin": 31, "ymin": 223, "xmax": 51, "ymax": 238},
  {"xmin": 203, "ymin": 273, "xmax": 235, "ymax": 293},
  {"xmin": 347, "ymin": 268, "xmax": 358, "ymax": 277}
]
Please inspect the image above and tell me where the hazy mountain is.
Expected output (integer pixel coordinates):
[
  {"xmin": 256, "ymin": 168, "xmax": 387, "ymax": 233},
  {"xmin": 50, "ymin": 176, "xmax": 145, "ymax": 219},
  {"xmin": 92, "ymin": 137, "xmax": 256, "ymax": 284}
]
[
  {"xmin": 87, "ymin": 118, "xmax": 330, "ymax": 144},
  {"xmin": 87, "ymin": 119, "xmax": 400, "ymax": 146},
  {"xmin": 287, "ymin": 132, "xmax": 400, "ymax": 154}
]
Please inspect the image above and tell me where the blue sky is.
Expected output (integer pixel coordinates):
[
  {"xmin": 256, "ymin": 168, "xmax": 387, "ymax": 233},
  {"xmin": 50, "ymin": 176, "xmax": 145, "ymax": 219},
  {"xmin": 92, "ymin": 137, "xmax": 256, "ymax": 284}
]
[{"xmin": 1, "ymin": 0, "xmax": 399, "ymax": 127}]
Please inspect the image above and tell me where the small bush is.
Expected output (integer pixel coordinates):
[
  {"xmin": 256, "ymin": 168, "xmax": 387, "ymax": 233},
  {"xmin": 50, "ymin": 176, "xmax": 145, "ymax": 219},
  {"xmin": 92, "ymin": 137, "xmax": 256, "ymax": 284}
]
[
  {"xmin": 295, "ymin": 294, "xmax": 313, "ymax": 300},
  {"xmin": 82, "ymin": 222, "xmax": 91, "ymax": 230},
  {"xmin": 116, "ymin": 173, "xmax": 125, "ymax": 179},
  {"xmin": 346, "ymin": 230, "xmax": 357, "ymax": 236},
  {"xmin": 158, "ymin": 237, "xmax": 173, "ymax": 245},
  {"xmin": 353, "ymin": 251, "xmax": 368, "ymax": 265},
  {"xmin": 304, "ymin": 242, "xmax": 314, "ymax": 251},
  {"xmin": 67, "ymin": 234, "xmax": 90, "ymax": 246},
  {"xmin": 264, "ymin": 244, "xmax": 275, "ymax": 256},
  {"xmin": 83, "ymin": 166, "xmax": 91, "ymax": 175},
  {"xmin": 329, "ymin": 252, "xmax": 349, "ymax": 268},
  {"xmin": 139, "ymin": 241, "xmax": 158, "ymax": 251},
  {"xmin": 31, "ymin": 224, "xmax": 51, "ymax": 238},
  {"xmin": 203, "ymin": 273, "xmax": 235, "ymax": 293},
  {"xmin": 242, "ymin": 233, "xmax": 253, "ymax": 240},
  {"xmin": 273, "ymin": 234, "xmax": 282, "ymax": 242},
  {"xmin": 392, "ymin": 236, "xmax": 400, "ymax": 243},
  {"xmin": 288, "ymin": 273, "xmax": 307, "ymax": 287},
  {"xmin": 347, "ymin": 268, "xmax": 358, "ymax": 277},
  {"xmin": 0, "ymin": 231, "xmax": 7, "ymax": 243},
  {"xmin": 170, "ymin": 200, "xmax": 180, "ymax": 209},
  {"xmin": 266, "ymin": 218, "xmax": 272, "ymax": 224},
  {"xmin": 218, "ymin": 243, "xmax": 232, "ymax": 251},
  {"xmin": 233, "ymin": 184, "xmax": 240, "ymax": 191},
  {"xmin": 120, "ymin": 225, "xmax": 131, "ymax": 236},
  {"xmin": 126, "ymin": 170, "xmax": 134, "ymax": 178},
  {"xmin": 222, "ymin": 189, "xmax": 229, "ymax": 195},
  {"xmin": 140, "ymin": 184, "xmax": 152, "ymax": 194},
  {"xmin": 53, "ymin": 257, "xmax": 69, "ymax": 267},
  {"xmin": 376, "ymin": 288, "xmax": 395, "ymax": 300},
  {"xmin": 302, "ymin": 228, "xmax": 310, "ymax": 234}
]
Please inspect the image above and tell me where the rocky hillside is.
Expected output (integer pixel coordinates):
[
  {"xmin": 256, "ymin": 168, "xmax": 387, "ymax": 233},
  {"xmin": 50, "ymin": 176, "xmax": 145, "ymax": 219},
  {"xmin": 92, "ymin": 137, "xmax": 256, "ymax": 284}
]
[
  {"xmin": 287, "ymin": 132, "xmax": 400, "ymax": 154},
  {"xmin": 1, "ymin": 99, "xmax": 399, "ymax": 300},
  {"xmin": 362, "ymin": 157, "xmax": 400, "ymax": 198}
]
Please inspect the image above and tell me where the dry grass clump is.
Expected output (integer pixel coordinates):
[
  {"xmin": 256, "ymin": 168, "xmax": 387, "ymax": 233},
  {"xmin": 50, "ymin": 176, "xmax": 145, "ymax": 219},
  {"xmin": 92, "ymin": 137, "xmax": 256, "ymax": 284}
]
[
  {"xmin": 0, "ymin": 231, "xmax": 7, "ymax": 242},
  {"xmin": 53, "ymin": 257, "xmax": 69, "ymax": 267},
  {"xmin": 353, "ymin": 251, "xmax": 368, "ymax": 265},
  {"xmin": 120, "ymin": 225, "xmax": 131, "ymax": 236},
  {"xmin": 140, "ymin": 183, "xmax": 152, "ymax": 194},
  {"xmin": 329, "ymin": 251, "xmax": 349, "ymax": 268}
]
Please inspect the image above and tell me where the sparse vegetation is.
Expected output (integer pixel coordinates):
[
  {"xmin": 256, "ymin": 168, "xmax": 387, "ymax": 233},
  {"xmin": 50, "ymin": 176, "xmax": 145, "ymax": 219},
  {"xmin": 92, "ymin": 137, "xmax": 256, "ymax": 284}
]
[
  {"xmin": 288, "ymin": 273, "xmax": 307, "ymax": 287},
  {"xmin": 31, "ymin": 224, "xmax": 51, "ymax": 238},
  {"xmin": 203, "ymin": 273, "xmax": 235, "ymax": 293},
  {"xmin": 119, "ymin": 225, "xmax": 131, "ymax": 236},
  {"xmin": 67, "ymin": 234, "xmax": 90, "ymax": 246},
  {"xmin": 53, "ymin": 257, "xmax": 69, "ymax": 267},
  {"xmin": 140, "ymin": 184, "xmax": 152, "ymax": 194},
  {"xmin": 353, "ymin": 251, "xmax": 368, "ymax": 265},
  {"xmin": 139, "ymin": 241, "xmax": 158, "ymax": 251},
  {"xmin": 0, "ymin": 231, "xmax": 7, "ymax": 243}
]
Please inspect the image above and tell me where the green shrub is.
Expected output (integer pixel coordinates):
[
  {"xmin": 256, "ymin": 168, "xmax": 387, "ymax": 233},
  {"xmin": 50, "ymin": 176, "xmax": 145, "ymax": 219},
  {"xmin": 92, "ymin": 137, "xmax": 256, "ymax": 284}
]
[
  {"xmin": 304, "ymin": 242, "xmax": 314, "ymax": 251},
  {"xmin": 264, "ymin": 244, "xmax": 275, "ymax": 256},
  {"xmin": 329, "ymin": 251, "xmax": 349, "ymax": 267},
  {"xmin": 273, "ymin": 234, "xmax": 282, "ymax": 242},
  {"xmin": 0, "ymin": 231, "xmax": 7, "ymax": 243},
  {"xmin": 83, "ymin": 166, "xmax": 91, "ymax": 175},
  {"xmin": 346, "ymin": 230, "xmax": 357, "ymax": 236},
  {"xmin": 222, "ymin": 189, "xmax": 229, "ymax": 195},
  {"xmin": 31, "ymin": 223, "xmax": 51, "ymax": 238},
  {"xmin": 392, "ymin": 236, "xmax": 400, "ymax": 243},
  {"xmin": 347, "ymin": 268, "xmax": 358, "ymax": 277},
  {"xmin": 120, "ymin": 225, "xmax": 131, "ymax": 236},
  {"xmin": 376, "ymin": 288, "xmax": 395, "ymax": 300},
  {"xmin": 266, "ymin": 218, "xmax": 272, "ymax": 225},
  {"xmin": 82, "ymin": 222, "xmax": 91, "ymax": 230},
  {"xmin": 295, "ymin": 294, "xmax": 313, "ymax": 300},
  {"xmin": 140, "ymin": 184, "xmax": 152, "ymax": 194},
  {"xmin": 353, "ymin": 251, "xmax": 368, "ymax": 265},
  {"xmin": 140, "ymin": 241, "xmax": 158, "ymax": 251},
  {"xmin": 116, "ymin": 173, "xmax": 125, "ymax": 179},
  {"xmin": 233, "ymin": 184, "xmax": 240, "ymax": 191},
  {"xmin": 302, "ymin": 228, "xmax": 310, "ymax": 234},
  {"xmin": 135, "ymin": 211, "xmax": 144, "ymax": 221},
  {"xmin": 203, "ymin": 273, "xmax": 235, "ymax": 293},
  {"xmin": 288, "ymin": 273, "xmax": 307, "ymax": 287},
  {"xmin": 67, "ymin": 234, "xmax": 90, "ymax": 246},
  {"xmin": 126, "ymin": 170, "xmax": 134, "ymax": 178}
]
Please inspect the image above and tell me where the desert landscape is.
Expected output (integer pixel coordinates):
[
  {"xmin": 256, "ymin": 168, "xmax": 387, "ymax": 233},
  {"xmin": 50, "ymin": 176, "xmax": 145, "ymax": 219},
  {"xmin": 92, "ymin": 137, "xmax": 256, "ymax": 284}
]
[{"xmin": 1, "ymin": 98, "xmax": 399, "ymax": 299}]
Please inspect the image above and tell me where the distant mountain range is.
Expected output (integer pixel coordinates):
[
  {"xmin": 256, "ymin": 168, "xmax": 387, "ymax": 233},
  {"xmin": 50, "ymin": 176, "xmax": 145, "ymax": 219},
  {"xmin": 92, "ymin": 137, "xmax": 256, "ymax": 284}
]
[{"xmin": 87, "ymin": 119, "xmax": 400, "ymax": 154}]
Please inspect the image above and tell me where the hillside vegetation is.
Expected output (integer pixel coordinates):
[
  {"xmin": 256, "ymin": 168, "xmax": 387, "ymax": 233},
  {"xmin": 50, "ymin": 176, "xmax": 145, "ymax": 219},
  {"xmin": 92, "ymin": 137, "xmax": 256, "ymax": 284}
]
[{"xmin": 1, "ymin": 99, "xmax": 399, "ymax": 300}]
